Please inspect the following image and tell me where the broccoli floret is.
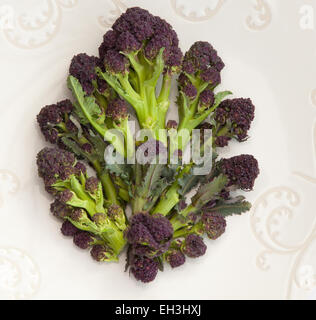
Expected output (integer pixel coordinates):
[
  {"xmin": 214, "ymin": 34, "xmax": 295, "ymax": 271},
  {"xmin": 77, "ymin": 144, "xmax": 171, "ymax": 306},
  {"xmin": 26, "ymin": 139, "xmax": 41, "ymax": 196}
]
[
  {"xmin": 182, "ymin": 234, "xmax": 207, "ymax": 258},
  {"xmin": 37, "ymin": 98, "xmax": 124, "ymax": 205},
  {"xmin": 61, "ymin": 220, "xmax": 79, "ymax": 237},
  {"xmin": 96, "ymin": 7, "xmax": 183, "ymax": 144},
  {"xmin": 37, "ymin": 147, "xmax": 127, "ymax": 255},
  {"xmin": 220, "ymin": 155, "xmax": 260, "ymax": 191},
  {"xmin": 125, "ymin": 213, "xmax": 173, "ymax": 258},
  {"xmin": 130, "ymin": 255, "xmax": 159, "ymax": 283},
  {"xmin": 214, "ymin": 98, "xmax": 255, "ymax": 146},
  {"xmin": 166, "ymin": 249, "xmax": 186, "ymax": 268},
  {"xmin": 107, "ymin": 204, "xmax": 126, "ymax": 231},
  {"xmin": 73, "ymin": 231, "xmax": 99, "ymax": 249},
  {"xmin": 201, "ymin": 212, "xmax": 226, "ymax": 240},
  {"xmin": 175, "ymin": 41, "xmax": 232, "ymax": 151},
  {"xmin": 90, "ymin": 244, "xmax": 117, "ymax": 262},
  {"xmin": 37, "ymin": 100, "xmax": 77, "ymax": 146}
]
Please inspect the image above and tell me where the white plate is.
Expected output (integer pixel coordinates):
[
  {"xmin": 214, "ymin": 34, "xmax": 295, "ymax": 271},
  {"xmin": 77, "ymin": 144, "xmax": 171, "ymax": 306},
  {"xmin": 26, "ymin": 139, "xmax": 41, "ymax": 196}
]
[{"xmin": 0, "ymin": 0, "xmax": 315, "ymax": 300}]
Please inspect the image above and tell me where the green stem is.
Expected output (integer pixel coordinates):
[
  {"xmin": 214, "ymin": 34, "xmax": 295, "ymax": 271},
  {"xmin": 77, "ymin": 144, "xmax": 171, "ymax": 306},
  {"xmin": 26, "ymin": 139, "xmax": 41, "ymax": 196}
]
[
  {"xmin": 92, "ymin": 159, "xmax": 119, "ymax": 205},
  {"xmin": 151, "ymin": 164, "xmax": 192, "ymax": 215},
  {"xmin": 101, "ymin": 226, "xmax": 126, "ymax": 255}
]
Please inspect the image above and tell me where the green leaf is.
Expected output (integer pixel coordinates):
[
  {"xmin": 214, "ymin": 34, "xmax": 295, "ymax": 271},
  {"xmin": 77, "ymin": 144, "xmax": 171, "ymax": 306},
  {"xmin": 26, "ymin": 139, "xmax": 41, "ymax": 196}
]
[
  {"xmin": 210, "ymin": 200, "xmax": 252, "ymax": 217},
  {"xmin": 67, "ymin": 76, "xmax": 106, "ymax": 133},
  {"xmin": 85, "ymin": 130, "xmax": 106, "ymax": 164},
  {"xmin": 61, "ymin": 137, "xmax": 89, "ymax": 159},
  {"xmin": 178, "ymin": 168, "xmax": 202, "ymax": 196},
  {"xmin": 138, "ymin": 164, "xmax": 164, "ymax": 198},
  {"xmin": 213, "ymin": 91, "xmax": 233, "ymax": 108},
  {"xmin": 192, "ymin": 174, "xmax": 228, "ymax": 209},
  {"xmin": 105, "ymin": 163, "xmax": 131, "ymax": 186}
]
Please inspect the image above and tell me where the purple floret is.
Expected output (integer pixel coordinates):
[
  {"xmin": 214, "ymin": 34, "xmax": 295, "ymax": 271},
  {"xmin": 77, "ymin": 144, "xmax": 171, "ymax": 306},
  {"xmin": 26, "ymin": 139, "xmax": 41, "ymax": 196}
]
[
  {"xmin": 74, "ymin": 162, "xmax": 87, "ymax": 176},
  {"xmin": 116, "ymin": 31, "xmax": 141, "ymax": 53},
  {"xmin": 104, "ymin": 50, "xmax": 129, "ymax": 74},
  {"xmin": 69, "ymin": 209, "xmax": 88, "ymax": 223},
  {"xmin": 180, "ymin": 41, "xmax": 224, "ymax": 85},
  {"xmin": 50, "ymin": 200, "xmax": 72, "ymax": 219},
  {"xmin": 202, "ymin": 212, "xmax": 226, "ymax": 240},
  {"xmin": 199, "ymin": 89, "xmax": 215, "ymax": 108},
  {"xmin": 69, "ymin": 53, "xmax": 100, "ymax": 95},
  {"xmin": 106, "ymin": 98, "xmax": 128, "ymax": 122},
  {"xmin": 81, "ymin": 143, "xmax": 93, "ymax": 154},
  {"xmin": 73, "ymin": 231, "xmax": 96, "ymax": 249},
  {"xmin": 221, "ymin": 155, "xmax": 260, "ymax": 191},
  {"xmin": 182, "ymin": 83, "xmax": 197, "ymax": 100},
  {"xmin": 37, "ymin": 100, "xmax": 76, "ymax": 144},
  {"xmin": 214, "ymin": 136, "xmax": 230, "ymax": 148},
  {"xmin": 61, "ymin": 220, "xmax": 79, "ymax": 237},
  {"xmin": 36, "ymin": 148, "xmax": 86, "ymax": 194},
  {"xmin": 200, "ymin": 67, "xmax": 221, "ymax": 86},
  {"xmin": 215, "ymin": 98, "xmax": 255, "ymax": 142},
  {"xmin": 85, "ymin": 177, "xmax": 99, "ymax": 194},
  {"xmin": 167, "ymin": 250, "xmax": 186, "ymax": 268},
  {"xmin": 99, "ymin": 7, "xmax": 182, "ymax": 72},
  {"xmin": 183, "ymin": 234, "xmax": 207, "ymax": 258},
  {"xmin": 99, "ymin": 30, "xmax": 119, "ymax": 60},
  {"xmin": 57, "ymin": 189, "xmax": 73, "ymax": 204},
  {"xmin": 125, "ymin": 213, "xmax": 173, "ymax": 257},
  {"xmin": 90, "ymin": 245, "xmax": 113, "ymax": 262},
  {"xmin": 123, "ymin": 7, "xmax": 155, "ymax": 42},
  {"xmin": 37, "ymin": 147, "xmax": 75, "ymax": 180},
  {"xmin": 130, "ymin": 255, "xmax": 159, "ymax": 283},
  {"xmin": 166, "ymin": 120, "xmax": 178, "ymax": 129}
]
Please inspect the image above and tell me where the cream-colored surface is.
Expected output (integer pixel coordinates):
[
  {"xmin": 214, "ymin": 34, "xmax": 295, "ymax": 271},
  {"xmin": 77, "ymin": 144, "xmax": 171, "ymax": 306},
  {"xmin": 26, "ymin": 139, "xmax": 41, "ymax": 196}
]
[{"xmin": 0, "ymin": 0, "xmax": 315, "ymax": 300}]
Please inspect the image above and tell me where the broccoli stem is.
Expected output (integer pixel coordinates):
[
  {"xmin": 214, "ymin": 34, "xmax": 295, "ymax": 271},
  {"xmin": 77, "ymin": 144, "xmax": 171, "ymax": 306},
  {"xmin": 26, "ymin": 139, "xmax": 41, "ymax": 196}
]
[
  {"xmin": 152, "ymin": 164, "xmax": 192, "ymax": 215},
  {"xmin": 100, "ymin": 172, "xmax": 119, "ymax": 205},
  {"xmin": 69, "ymin": 176, "xmax": 104, "ymax": 215},
  {"xmin": 100, "ymin": 224, "xmax": 126, "ymax": 255}
]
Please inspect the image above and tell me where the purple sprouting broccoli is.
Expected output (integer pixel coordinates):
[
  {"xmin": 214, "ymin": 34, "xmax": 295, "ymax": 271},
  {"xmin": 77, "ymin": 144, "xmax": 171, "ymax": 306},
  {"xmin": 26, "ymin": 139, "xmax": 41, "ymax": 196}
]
[
  {"xmin": 106, "ymin": 98, "xmax": 128, "ymax": 124},
  {"xmin": 69, "ymin": 53, "xmax": 110, "ymax": 96},
  {"xmin": 36, "ymin": 147, "xmax": 83, "ymax": 194},
  {"xmin": 90, "ymin": 244, "xmax": 118, "ymax": 262},
  {"xmin": 166, "ymin": 249, "xmax": 186, "ymax": 268},
  {"xmin": 73, "ymin": 231, "xmax": 99, "ymax": 249},
  {"xmin": 201, "ymin": 212, "xmax": 226, "ymax": 240},
  {"xmin": 104, "ymin": 98, "xmax": 134, "ymax": 158},
  {"xmin": 166, "ymin": 120, "xmax": 178, "ymax": 130},
  {"xmin": 50, "ymin": 199, "xmax": 73, "ymax": 219},
  {"xmin": 96, "ymin": 7, "xmax": 183, "ymax": 144},
  {"xmin": 129, "ymin": 255, "xmax": 159, "ymax": 283},
  {"xmin": 36, "ymin": 98, "xmax": 115, "ymax": 193},
  {"xmin": 213, "ymin": 98, "xmax": 255, "ymax": 146},
  {"xmin": 61, "ymin": 220, "xmax": 80, "ymax": 237},
  {"xmin": 125, "ymin": 213, "xmax": 173, "ymax": 258},
  {"xmin": 37, "ymin": 100, "xmax": 77, "ymax": 147},
  {"xmin": 107, "ymin": 205, "xmax": 126, "ymax": 231},
  {"xmin": 220, "ymin": 155, "xmax": 260, "ymax": 191},
  {"xmin": 36, "ymin": 147, "xmax": 107, "ymax": 220},
  {"xmin": 174, "ymin": 41, "xmax": 232, "ymax": 152},
  {"xmin": 182, "ymin": 234, "xmax": 207, "ymax": 258}
]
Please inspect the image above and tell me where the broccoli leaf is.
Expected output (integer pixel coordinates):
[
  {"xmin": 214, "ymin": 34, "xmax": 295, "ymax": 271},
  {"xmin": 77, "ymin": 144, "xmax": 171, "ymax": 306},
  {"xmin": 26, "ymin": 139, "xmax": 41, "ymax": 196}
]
[
  {"xmin": 210, "ymin": 200, "xmax": 252, "ymax": 217},
  {"xmin": 178, "ymin": 168, "xmax": 203, "ymax": 196},
  {"xmin": 67, "ymin": 76, "xmax": 105, "ymax": 129},
  {"xmin": 61, "ymin": 137, "xmax": 91, "ymax": 160},
  {"xmin": 105, "ymin": 163, "xmax": 132, "ymax": 186},
  {"xmin": 138, "ymin": 164, "xmax": 164, "ymax": 198},
  {"xmin": 191, "ymin": 174, "xmax": 228, "ymax": 209}
]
